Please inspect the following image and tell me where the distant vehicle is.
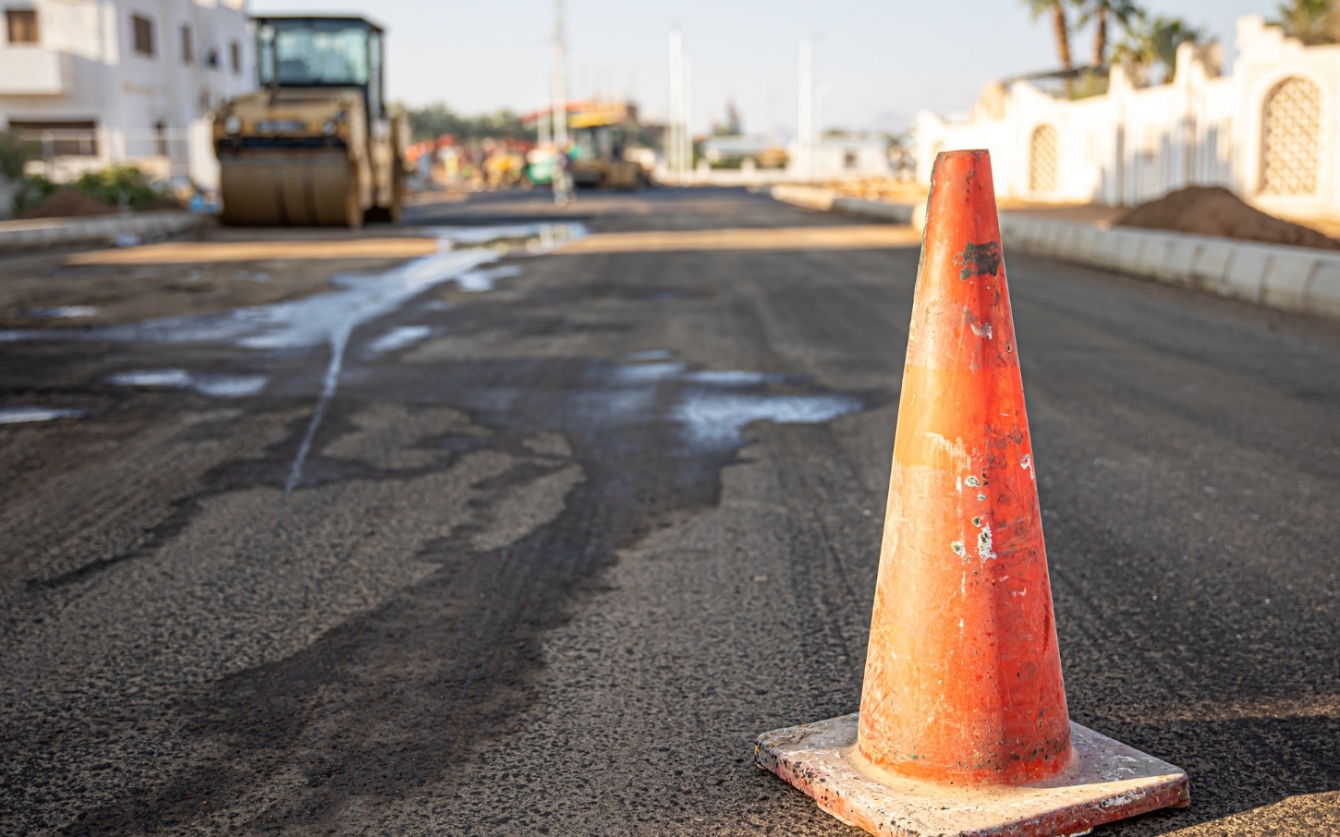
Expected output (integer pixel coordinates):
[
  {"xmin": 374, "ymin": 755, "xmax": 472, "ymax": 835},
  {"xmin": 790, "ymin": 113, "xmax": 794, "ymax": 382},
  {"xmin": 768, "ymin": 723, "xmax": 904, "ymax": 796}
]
[
  {"xmin": 567, "ymin": 101, "xmax": 648, "ymax": 190},
  {"xmin": 213, "ymin": 15, "xmax": 406, "ymax": 228}
]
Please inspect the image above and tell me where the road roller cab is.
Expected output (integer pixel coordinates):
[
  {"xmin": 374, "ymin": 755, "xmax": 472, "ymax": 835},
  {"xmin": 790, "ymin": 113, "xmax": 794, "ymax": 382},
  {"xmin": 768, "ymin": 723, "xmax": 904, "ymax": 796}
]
[
  {"xmin": 214, "ymin": 16, "xmax": 405, "ymax": 228},
  {"xmin": 567, "ymin": 101, "xmax": 649, "ymax": 190}
]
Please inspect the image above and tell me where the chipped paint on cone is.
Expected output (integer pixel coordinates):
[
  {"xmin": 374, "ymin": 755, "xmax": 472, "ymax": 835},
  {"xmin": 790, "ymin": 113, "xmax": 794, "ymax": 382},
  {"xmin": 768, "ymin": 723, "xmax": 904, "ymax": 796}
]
[
  {"xmin": 755, "ymin": 149, "xmax": 1189, "ymax": 837},
  {"xmin": 858, "ymin": 149, "xmax": 1070, "ymax": 785}
]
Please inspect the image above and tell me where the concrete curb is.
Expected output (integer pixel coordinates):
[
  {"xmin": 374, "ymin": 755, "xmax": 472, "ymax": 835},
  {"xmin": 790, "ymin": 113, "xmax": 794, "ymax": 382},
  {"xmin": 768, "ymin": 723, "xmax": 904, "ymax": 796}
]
[
  {"xmin": 769, "ymin": 184, "xmax": 836, "ymax": 211},
  {"xmin": 767, "ymin": 186, "xmax": 1340, "ymax": 322},
  {"xmin": 0, "ymin": 211, "xmax": 205, "ymax": 253},
  {"xmin": 769, "ymin": 185, "xmax": 921, "ymax": 234},
  {"xmin": 998, "ymin": 215, "xmax": 1340, "ymax": 321}
]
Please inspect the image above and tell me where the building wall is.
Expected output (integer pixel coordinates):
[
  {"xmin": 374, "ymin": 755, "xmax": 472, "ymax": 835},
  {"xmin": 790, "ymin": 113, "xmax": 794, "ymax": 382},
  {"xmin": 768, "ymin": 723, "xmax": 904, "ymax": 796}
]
[
  {"xmin": 0, "ymin": 0, "xmax": 252, "ymax": 189},
  {"xmin": 787, "ymin": 139, "xmax": 891, "ymax": 180},
  {"xmin": 915, "ymin": 16, "xmax": 1340, "ymax": 216}
]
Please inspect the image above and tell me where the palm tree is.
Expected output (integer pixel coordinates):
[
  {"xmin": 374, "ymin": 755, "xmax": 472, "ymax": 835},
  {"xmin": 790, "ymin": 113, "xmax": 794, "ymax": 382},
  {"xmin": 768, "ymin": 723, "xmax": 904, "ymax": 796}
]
[
  {"xmin": 1270, "ymin": 0, "xmax": 1338, "ymax": 45},
  {"xmin": 1073, "ymin": 0, "xmax": 1140, "ymax": 66},
  {"xmin": 1023, "ymin": 0, "xmax": 1073, "ymax": 70},
  {"xmin": 1111, "ymin": 12, "xmax": 1207, "ymax": 82}
]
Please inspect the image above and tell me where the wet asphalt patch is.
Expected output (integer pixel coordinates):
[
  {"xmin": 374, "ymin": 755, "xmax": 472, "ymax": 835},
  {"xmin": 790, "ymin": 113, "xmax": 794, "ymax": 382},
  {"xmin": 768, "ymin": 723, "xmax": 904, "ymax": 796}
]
[
  {"xmin": 4, "ymin": 215, "xmax": 884, "ymax": 834},
  {"xmin": 57, "ymin": 353, "xmax": 879, "ymax": 835}
]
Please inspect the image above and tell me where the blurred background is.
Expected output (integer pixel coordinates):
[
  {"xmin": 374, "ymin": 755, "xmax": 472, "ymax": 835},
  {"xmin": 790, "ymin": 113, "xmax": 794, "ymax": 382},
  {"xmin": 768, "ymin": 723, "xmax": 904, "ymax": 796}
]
[{"xmin": 1, "ymin": 0, "xmax": 1338, "ymax": 240}]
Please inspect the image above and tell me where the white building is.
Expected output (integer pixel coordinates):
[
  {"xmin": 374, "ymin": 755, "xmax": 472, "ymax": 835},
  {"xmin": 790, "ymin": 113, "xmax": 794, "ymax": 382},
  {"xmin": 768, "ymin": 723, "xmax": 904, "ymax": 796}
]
[
  {"xmin": 0, "ymin": 0, "xmax": 252, "ymax": 190},
  {"xmin": 915, "ymin": 15, "xmax": 1340, "ymax": 218},
  {"xmin": 788, "ymin": 137, "xmax": 891, "ymax": 181}
]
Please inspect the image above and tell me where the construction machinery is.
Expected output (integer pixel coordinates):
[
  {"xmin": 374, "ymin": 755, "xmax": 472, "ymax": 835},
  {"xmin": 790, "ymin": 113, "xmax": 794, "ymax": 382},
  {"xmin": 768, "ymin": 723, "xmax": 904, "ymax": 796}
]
[
  {"xmin": 566, "ymin": 101, "xmax": 648, "ymax": 189},
  {"xmin": 213, "ymin": 16, "xmax": 405, "ymax": 228}
]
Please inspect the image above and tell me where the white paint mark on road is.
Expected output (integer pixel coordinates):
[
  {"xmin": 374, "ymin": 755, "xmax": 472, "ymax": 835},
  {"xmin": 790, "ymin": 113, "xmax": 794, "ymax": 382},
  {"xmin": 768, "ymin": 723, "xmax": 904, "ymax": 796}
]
[
  {"xmin": 673, "ymin": 391, "xmax": 861, "ymax": 447},
  {"xmin": 435, "ymin": 222, "xmax": 586, "ymax": 250},
  {"xmin": 612, "ymin": 362, "xmax": 685, "ymax": 383},
  {"xmin": 29, "ymin": 306, "xmax": 98, "ymax": 319},
  {"xmin": 108, "ymin": 369, "xmax": 268, "ymax": 398},
  {"xmin": 108, "ymin": 369, "xmax": 193, "ymax": 388},
  {"xmin": 686, "ymin": 370, "xmax": 774, "ymax": 386},
  {"xmin": 368, "ymin": 325, "xmax": 432, "ymax": 356},
  {"xmin": 624, "ymin": 349, "xmax": 674, "ymax": 362},
  {"xmin": 454, "ymin": 265, "xmax": 522, "ymax": 293},
  {"xmin": 0, "ymin": 406, "xmax": 87, "ymax": 424},
  {"xmin": 193, "ymin": 375, "xmax": 268, "ymax": 398},
  {"xmin": 2, "ymin": 223, "xmax": 586, "ymax": 499}
]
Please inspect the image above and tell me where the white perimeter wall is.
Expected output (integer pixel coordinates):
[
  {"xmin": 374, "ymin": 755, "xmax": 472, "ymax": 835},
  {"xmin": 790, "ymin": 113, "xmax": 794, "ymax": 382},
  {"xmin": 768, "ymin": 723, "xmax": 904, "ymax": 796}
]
[{"xmin": 915, "ymin": 15, "xmax": 1340, "ymax": 216}]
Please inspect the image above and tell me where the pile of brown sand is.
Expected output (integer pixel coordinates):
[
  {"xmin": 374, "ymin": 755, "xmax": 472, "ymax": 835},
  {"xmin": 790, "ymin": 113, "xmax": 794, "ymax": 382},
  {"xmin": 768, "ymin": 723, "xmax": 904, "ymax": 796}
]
[
  {"xmin": 20, "ymin": 189, "xmax": 119, "ymax": 220},
  {"xmin": 1116, "ymin": 186, "xmax": 1340, "ymax": 250}
]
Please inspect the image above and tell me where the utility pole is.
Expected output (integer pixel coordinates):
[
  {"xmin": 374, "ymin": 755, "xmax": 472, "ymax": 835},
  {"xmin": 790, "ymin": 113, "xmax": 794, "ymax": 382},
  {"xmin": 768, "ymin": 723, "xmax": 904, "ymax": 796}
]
[
  {"xmin": 538, "ymin": 82, "xmax": 551, "ymax": 146},
  {"xmin": 552, "ymin": 0, "xmax": 568, "ymax": 149},
  {"xmin": 551, "ymin": 0, "xmax": 571, "ymax": 205},
  {"xmin": 798, "ymin": 38, "xmax": 809, "ymax": 180},
  {"xmin": 682, "ymin": 54, "xmax": 692, "ymax": 179},
  {"xmin": 668, "ymin": 28, "xmax": 684, "ymax": 181},
  {"xmin": 798, "ymin": 39, "xmax": 813, "ymax": 182}
]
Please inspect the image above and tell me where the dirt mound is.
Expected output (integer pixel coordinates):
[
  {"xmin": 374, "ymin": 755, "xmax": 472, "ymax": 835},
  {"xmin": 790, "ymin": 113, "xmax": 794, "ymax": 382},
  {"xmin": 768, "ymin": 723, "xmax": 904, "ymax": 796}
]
[
  {"xmin": 20, "ymin": 188, "xmax": 120, "ymax": 220},
  {"xmin": 1115, "ymin": 186, "xmax": 1340, "ymax": 250}
]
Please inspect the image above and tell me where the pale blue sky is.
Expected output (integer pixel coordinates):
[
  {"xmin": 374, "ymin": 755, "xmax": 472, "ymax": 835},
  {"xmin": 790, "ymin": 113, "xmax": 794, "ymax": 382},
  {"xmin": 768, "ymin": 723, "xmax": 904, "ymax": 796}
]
[{"xmin": 252, "ymin": 0, "xmax": 1274, "ymax": 135}]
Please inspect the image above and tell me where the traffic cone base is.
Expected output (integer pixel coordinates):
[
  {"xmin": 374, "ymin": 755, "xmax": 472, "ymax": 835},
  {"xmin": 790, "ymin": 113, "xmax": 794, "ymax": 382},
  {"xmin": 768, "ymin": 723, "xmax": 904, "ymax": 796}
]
[{"xmin": 756, "ymin": 714, "xmax": 1188, "ymax": 837}]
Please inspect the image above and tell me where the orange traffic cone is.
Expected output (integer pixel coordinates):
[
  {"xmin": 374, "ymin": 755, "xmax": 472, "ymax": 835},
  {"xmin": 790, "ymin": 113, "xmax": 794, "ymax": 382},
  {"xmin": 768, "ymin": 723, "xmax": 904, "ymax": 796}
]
[{"xmin": 756, "ymin": 150, "xmax": 1189, "ymax": 837}]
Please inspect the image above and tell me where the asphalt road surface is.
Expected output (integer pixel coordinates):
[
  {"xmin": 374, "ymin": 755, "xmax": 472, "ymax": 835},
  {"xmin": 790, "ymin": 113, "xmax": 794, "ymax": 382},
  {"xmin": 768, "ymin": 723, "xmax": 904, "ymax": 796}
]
[{"xmin": 1, "ymin": 188, "xmax": 1338, "ymax": 836}]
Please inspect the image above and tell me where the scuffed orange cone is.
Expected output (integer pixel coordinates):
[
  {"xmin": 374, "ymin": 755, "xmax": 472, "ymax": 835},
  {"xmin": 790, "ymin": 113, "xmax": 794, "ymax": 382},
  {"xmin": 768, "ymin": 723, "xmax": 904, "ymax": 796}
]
[
  {"xmin": 858, "ymin": 148, "xmax": 1068, "ymax": 785},
  {"xmin": 755, "ymin": 150, "xmax": 1189, "ymax": 837}
]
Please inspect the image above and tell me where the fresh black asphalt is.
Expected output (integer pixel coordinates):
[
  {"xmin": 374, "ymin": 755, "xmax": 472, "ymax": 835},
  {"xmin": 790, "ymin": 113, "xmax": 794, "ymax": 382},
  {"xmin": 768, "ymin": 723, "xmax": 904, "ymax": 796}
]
[{"xmin": 1, "ymin": 188, "xmax": 1337, "ymax": 836}]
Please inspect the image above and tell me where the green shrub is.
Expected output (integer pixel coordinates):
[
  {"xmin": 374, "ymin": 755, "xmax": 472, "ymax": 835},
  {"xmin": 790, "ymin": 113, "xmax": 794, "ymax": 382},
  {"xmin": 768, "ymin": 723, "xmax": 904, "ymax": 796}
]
[
  {"xmin": 0, "ymin": 132, "xmax": 37, "ymax": 179},
  {"xmin": 73, "ymin": 166, "xmax": 162, "ymax": 209},
  {"xmin": 11, "ymin": 175, "xmax": 56, "ymax": 215}
]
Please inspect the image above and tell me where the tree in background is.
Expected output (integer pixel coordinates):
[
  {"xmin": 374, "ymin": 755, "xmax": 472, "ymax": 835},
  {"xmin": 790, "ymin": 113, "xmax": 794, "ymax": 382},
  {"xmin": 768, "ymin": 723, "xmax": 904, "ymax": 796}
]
[
  {"xmin": 0, "ymin": 132, "xmax": 36, "ymax": 180},
  {"xmin": 1074, "ymin": 0, "xmax": 1140, "ymax": 66},
  {"xmin": 1021, "ymin": 1, "xmax": 1214, "ymax": 79},
  {"xmin": 710, "ymin": 101, "xmax": 743, "ymax": 138},
  {"xmin": 1111, "ymin": 11, "xmax": 1207, "ymax": 81},
  {"xmin": 1270, "ymin": 0, "xmax": 1339, "ymax": 44},
  {"xmin": 1022, "ymin": 0, "xmax": 1074, "ymax": 69},
  {"xmin": 403, "ymin": 104, "xmax": 534, "ymax": 143}
]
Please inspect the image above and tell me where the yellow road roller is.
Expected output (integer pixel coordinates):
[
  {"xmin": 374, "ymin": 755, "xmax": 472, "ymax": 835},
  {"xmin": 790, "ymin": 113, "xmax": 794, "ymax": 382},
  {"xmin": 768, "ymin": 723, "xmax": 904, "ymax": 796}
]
[
  {"xmin": 213, "ymin": 16, "xmax": 405, "ymax": 228},
  {"xmin": 569, "ymin": 101, "xmax": 649, "ymax": 190}
]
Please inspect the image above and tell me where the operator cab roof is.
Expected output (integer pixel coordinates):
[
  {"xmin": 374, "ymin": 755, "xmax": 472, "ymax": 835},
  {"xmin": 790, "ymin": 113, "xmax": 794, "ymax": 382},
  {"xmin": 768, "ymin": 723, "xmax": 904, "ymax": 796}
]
[{"xmin": 250, "ymin": 15, "xmax": 385, "ymax": 33}]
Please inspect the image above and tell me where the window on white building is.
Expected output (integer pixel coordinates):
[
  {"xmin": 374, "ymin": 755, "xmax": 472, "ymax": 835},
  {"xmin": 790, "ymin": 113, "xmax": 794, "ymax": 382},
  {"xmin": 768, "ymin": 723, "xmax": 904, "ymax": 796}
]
[
  {"xmin": 7, "ymin": 120, "xmax": 99, "ymax": 157},
  {"xmin": 1029, "ymin": 125, "xmax": 1059, "ymax": 195},
  {"xmin": 1261, "ymin": 77, "xmax": 1321, "ymax": 196},
  {"xmin": 5, "ymin": 8, "xmax": 38, "ymax": 44},
  {"xmin": 230, "ymin": 40, "xmax": 240, "ymax": 75},
  {"xmin": 180, "ymin": 24, "xmax": 192, "ymax": 63},
  {"xmin": 132, "ymin": 14, "xmax": 155, "ymax": 57}
]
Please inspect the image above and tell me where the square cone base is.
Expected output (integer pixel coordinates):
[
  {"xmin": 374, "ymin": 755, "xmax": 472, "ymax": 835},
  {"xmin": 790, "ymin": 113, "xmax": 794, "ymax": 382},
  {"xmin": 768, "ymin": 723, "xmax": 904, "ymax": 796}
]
[{"xmin": 755, "ymin": 714, "xmax": 1188, "ymax": 837}]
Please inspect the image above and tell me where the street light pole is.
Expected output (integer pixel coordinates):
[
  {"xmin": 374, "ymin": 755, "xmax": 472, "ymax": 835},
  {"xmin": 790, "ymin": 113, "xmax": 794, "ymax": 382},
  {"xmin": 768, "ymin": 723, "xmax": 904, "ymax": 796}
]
[
  {"xmin": 798, "ymin": 39, "xmax": 813, "ymax": 182},
  {"xmin": 683, "ymin": 54, "xmax": 692, "ymax": 180},
  {"xmin": 668, "ymin": 29, "xmax": 683, "ymax": 181},
  {"xmin": 552, "ymin": 0, "xmax": 568, "ymax": 149}
]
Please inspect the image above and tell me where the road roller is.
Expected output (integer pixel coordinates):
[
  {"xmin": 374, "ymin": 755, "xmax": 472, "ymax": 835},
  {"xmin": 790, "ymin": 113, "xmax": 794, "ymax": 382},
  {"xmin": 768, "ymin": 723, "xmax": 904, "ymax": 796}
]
[
  {"xmin": 213, "ymin": 16, "xmax": 405, "ymax": 228},
  {"xmin": 568, "ymin": 101, "xmax": 649, "ymax": 189}
]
